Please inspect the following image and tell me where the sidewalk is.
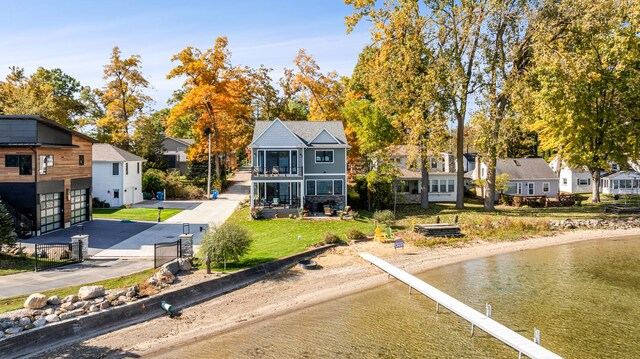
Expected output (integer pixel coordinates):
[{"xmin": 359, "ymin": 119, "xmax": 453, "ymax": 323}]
[{"xmin": 0, "ymin": 257, "xmax": 152, "ymax": 299}]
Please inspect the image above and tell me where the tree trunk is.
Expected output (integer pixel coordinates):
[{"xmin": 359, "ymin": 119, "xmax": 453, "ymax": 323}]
[
  {"xmin": 421, "ymin": 153, "xmax": 430, "ymax": 209},
  {"xmin": 484, "ymin": 156, "xmax": 497, "ymax": 211},
  {"xmin": 591, "ymin": 170, "xmax": 601, "ymax": 203},
  {"xmin": 214, "ymin": 153, "xmax": 221, "ymax": 180},
  {"xmin": 456, "ymin": 117, "xmax": 465, "ymax": 209}
]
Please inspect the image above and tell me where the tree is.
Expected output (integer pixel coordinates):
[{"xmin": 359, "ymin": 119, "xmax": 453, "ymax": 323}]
[
  {"xmin": 198, "ymin": 222, "xmax": 252, "ymax": 271},
  {"xmin": 0, "ymin": 198, "xmax": 17, "ymax": 246},
  {"xmin": 133, "ymin": 109, "xmax": 168, "ymax": 171},
  {"xmin": 97, "ymin": 47, "xmax": 151, "ymax": 150},
  {"xmin": 517, "ymin": 0, "xmax": 640, "ymax": 202},
  {"xmin": 495, "ymin": 173, "xmax": 511, "ymax": 196}
]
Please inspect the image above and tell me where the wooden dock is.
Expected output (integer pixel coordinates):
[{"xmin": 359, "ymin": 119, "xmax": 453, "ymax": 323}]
[
  {"xmin": 414, "ymin": 223, "xmax": 462, "ymax": 237},
  {"xmin": 359, "ymin": 253, "xmax": 563, "ymax": 359}
]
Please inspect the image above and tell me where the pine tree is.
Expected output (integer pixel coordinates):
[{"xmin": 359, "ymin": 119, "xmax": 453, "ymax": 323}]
[{"xmin": 0, "ymin": 199, "xmax": 17, "ymax": 246}]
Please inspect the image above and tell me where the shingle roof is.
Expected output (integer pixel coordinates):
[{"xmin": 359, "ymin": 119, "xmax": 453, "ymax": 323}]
[
  {"xmin": 602, "ymin": 171, "xmax": 640, "ymax": 179},
  {"xmin": 496, "ymin": 158, "xmax": 557, "ymax": 180},
  {"xmin": 92, "ymin": 144, "xmax": 146, "ymax": 162},
  {"xmin": 252, "ymin": 120, "xmax": 348, "ymax": 147},
  {"xmin": 165, "ymin": 137, "xmax": 195, "ymax": 146}
]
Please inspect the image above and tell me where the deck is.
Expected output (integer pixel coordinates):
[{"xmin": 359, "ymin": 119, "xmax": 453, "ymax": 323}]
[
  {"xmin": 414, "ymin": 223, "xmax": 462, "ymax": 237},
  {"xmin": 360, "ymin": 253, "xmax": 563, "ymax": 359}
]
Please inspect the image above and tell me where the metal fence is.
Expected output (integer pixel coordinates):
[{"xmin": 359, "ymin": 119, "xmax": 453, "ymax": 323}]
[{"xmin": 35, "ymin": 242, "xmax": 83, "ymax": 271}]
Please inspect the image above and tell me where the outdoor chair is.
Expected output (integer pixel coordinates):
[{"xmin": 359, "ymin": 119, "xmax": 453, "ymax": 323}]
[
  {"xmin": 323, "ymin": 205, "xmax": 335, "ymax": 216},
  {"xmin": 273, "ymin": 198, "xmax": 280, "ymax": 207}
]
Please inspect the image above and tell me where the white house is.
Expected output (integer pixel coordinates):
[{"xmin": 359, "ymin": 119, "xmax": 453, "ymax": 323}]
[
  {"xmin": 474, "ymin": 157, "xmax": 560, "ymax": 200},
  {"xmin": 600, "ymin": 171, "xmax": 640, "ymax": 195},
  {"xmin": 92, "ymin": 144, "xmax": 145, "ymax": 207},
  {"xmin": 559, "ymin": 166, "xmax": 593, "ymax": 193}
]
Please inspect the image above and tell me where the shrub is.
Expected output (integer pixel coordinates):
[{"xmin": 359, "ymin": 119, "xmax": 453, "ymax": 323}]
[
  {"xmin": 500, "ymin": 194, "xmax": 512, "ymax": 206},
  {"xmin": 513, "ymin": 196, "xmax": 523, "ymax": 207},
  {"xmin": 0, "ymin": 199, "xmax": 16, "ymax": 246},
  {"xmin": 323, "ymin": 232, "xmax": 341, "ymax": 244},
  {"xmin": 373, "ymin": 209, "xmax": 395, "ymax": 226},
  {"xmin": 143, "ymin": 169, "xmax": 167, "ymax": 195},
  {"xmin": 198, "ymin": 223, "xmax": 252, "ymax": 269},
  {"xmin": 250, "ymin": 207, "xmax": 264, "ymax": 220},
  {"xmin": 345, "ymin": 228, "xmax": 367, "ymax": 241}
]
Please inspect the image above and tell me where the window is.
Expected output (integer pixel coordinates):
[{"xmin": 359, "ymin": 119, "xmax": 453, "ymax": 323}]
[
  {"xmin": 112, "ymin": 163, "xmax": 119, "ymax": 176},
  {"xmin": 137, "ymin": 162, "xmax": 140, "ymax": 174},
  {"xmin": 448, "ymin": 180, "xmax": 454, "ymax": 193},
  {"xmin": 440, "ymin": 180, "xmax": 447, "ymax": 193},
  {"xmin": 315, "ymin": 150, "xmax": 334, "ymax": 163},
  {"xmin": 507, "ymin": 182, "xmax": 518, "ymax": 194},
  {"xmin": 613, "ymin": 180, "xmax": 619, "ymax": 189},
  {"xmin": 79, "ymin": 155, "xmax": 85, "ymax": 166},
  {"xmin": 527, "ymin": 182, "xmax": 534, "ymax": 195},
  {"xmin": 334, "ymin": 180, "xmax": 343, "ymax": 195},
  {"xmin": 517, "ymin": 183, "xmax": 523, "ymax": 195},
  {"xmin": 306, "ymin": 180, "xmax": 316, "ymax": 195},
  {"xmin": 543, "ymin": 182, "xmax": 550, "ymax": 192},
  {"xmin": 481, "ymin": 167, "xmax": 485, "ymax": 178},
  {"xmin": 39, "ymin": 156, "xmax": 47, "ymax": 175},
  {"xmin": 5, "ymin": 155, "xmax": 32, "ymax": 175},
  {"xmin": 620, "ymin": 179, "xmax": 632, "ymax": 189},
  {"xmin": 125, "ymin": 163, "xmax": 129, "ymax": 175},
  {"xmin": 431, "ymin": 179, "xmax": 439, "ymax": 193},
  {"xmin": 113, "ymin": 189, "xmax": 119, "ymax": 199},
  {"xmin": 578, "ymin": 178, "xmax": 590, "ymax": 186},
  {"xmin": 562, "ymin": 178, "xmax": 567, "ymax": 185},
  {"xmin": 317, "ymin": 180, "xmax": 333, "ymax": 195},
  {"xmin": 430, "ymin": 158, "xmax": 438, "ymax": 169}
]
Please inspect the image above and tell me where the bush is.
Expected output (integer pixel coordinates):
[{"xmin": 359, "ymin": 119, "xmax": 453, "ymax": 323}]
[
  {"xmin": 143, "ymin": 169, "xmax": 167, "ymax": 195},
  {"xmin": 250, "ymin": 207, "xmax": 264, "ymax": 220},
  {"xmin": 513, "ymin": 196, "xmax": 523, "ymax": 207},
  {"xmin": 500, "ymin": 194, "xmax": 512, "ymax": 206},
  {"xmin": 323, "ymin": 232, "xmax": 341, "ymax": 244},
  {"xmin": 92, "ymin": 197, "xmax": 110, "ymax": 208},
  {"xmin": 198, "ymin": 223, "xmax": 252, "ymax": 268},
  {"xmin": 0, "ymin": 199, "xmax": 16, "ymax": 246},
  {"xmin": 373, "ymin": 209, "xmax": 395, "ymax": 226},
  {"xmin": 345, "ymin": 228, "xmax": 367, "ymax": 241}
]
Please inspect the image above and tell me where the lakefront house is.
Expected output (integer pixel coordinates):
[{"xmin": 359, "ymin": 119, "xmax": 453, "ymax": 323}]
[
  {"xmin": 248, "ymin": 119, "xmax": 349, "ymax": 217},
  {"xmin": 474, "ymin": 157, "xmax": 560, "ymax": 200}
]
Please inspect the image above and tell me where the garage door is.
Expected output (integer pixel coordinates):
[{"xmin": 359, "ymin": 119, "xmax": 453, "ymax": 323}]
[
  {"xmin": 71, "ymin": 189, "xmax": 88, "ymax": 225},
  {"xmin": 40, "ymin": 193, "xmax": 62, "ymax": 233}
]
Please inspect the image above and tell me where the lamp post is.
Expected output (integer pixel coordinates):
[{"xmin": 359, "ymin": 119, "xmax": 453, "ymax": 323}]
[
  {"xmin": 157, "ymin": 206, "xmax": 164, "ymax": 223},
  {"xmin": 205, "ymin": 128, "xmax": 212, "ymax": 199}
]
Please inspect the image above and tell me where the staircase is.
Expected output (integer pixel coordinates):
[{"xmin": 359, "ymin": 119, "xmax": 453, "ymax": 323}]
[{"xmin": 1, "ymin": 200, "xmax": 34, "ymax": 239}]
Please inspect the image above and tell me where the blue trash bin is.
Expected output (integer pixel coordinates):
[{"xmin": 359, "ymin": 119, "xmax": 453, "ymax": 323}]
[
  {"xmin": 212, "ymin": 190, "xmax": 219, "ymax": 199},
  {"xmin": 156, "ymin": 191, "xmax": 164, "ymax": 201}
]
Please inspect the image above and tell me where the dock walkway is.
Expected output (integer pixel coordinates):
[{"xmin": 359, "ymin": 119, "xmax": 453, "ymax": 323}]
[{"xmin": 359, "ymin": 253, "xmax": 563, "ymax": 359}]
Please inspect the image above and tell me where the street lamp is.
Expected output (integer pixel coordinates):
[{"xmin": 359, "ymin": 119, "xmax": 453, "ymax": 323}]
[{"xmin": 204, "ymin": 127, "xmax": 212, "ymax": 199}]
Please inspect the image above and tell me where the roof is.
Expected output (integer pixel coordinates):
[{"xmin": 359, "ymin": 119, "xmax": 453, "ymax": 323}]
[
  {"xmin": 92, "ymin": 144, "xmax": 146, "ymax": 162},
  {"xmin": 602, "ymin": 171, "xmax": 640, "ymax": 179},
  {"xmin": 496, "ymin": 158, "xmax": 558, "ymax": 180},
  {"xmin": 164, "ymin": 137, "xmax": 195, "ymax": 146},
  {"xmin": 0, "ymin": 115, "xmax": 98, "ymax": 144},
  {"xmin": 250, "ymin": 119, "xmax": 348, "ymax": 148}
]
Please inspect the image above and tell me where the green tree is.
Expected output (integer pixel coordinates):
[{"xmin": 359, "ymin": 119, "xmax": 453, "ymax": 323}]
[
  {"xmin": 198, "ymin": 222, "xmax": 252, "ymax": 271},
  {"xmin": 133, "ymin": 109, "xmax": 168, "ymax": 171},
  {"xmin": 0, "ymin": 198, "xmax": 17, "ymax": 246},
  {"xmin": 517, "ymin": 0, "xmax": 640, "ymax": 202}
]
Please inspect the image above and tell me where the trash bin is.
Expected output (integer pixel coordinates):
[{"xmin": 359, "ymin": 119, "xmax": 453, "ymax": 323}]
[
  {"xmin": 212, "ymin": 190, "xmax": 219, "ymax": 199},
  {"xmin": 156, "ymin": 191, "xmax": 164, "ymax": 201}
]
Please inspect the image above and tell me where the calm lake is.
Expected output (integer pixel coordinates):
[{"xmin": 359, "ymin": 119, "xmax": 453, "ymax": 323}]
[{"xmin": 153, "ymin": 235, "xmax": 640, "ymax": 358}]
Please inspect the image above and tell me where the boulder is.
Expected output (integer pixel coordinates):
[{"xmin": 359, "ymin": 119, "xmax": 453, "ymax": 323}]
[
  {"xmin": 29, "ymin": 309, "xmax": 43, "ymax": 317},
  {"xmin": 33, "ymin": 318, "xmax": 47, "ymax": 328},
  {"xmin": 110, "ymin": 300, "xmax": 124, "ymax": 307},
  {"xmin": 99, "ymin": 301, "xmax": 110, "ymax": 310},
  {"xmin": 18, "ymin": 317, "xmax": 31, "ymax": 327},
  {"xmin": 47, "ymin": 295, "xmax": 61, "ymax": 306},
  {"xmin": 73, "ymin": 301, "xmax": 86, "ymax": 310},
  {"xmin": 62, "ymin": 295, "xmax": 79, "ymax": 304},
  {"xmin": 78, "ymin": 285, "xmax": 105, "ymax": 300},
  {"xmin": 59, "ymin": 308, "xmax": 84, "ymax": 320},
  {"xmin": 60, "ymin": 302, "xmax": 75, "ymax": 310},
  {"xmin": 154, "ymin": 267, "xmax": 175, "ymax": 284},
  {"xmin": 43, "ymin": 308, "xmax": 55, "ymax": 315},
  {"xmin": 45, "ymin": 314, "xmax": 60, "ymax": 323},
  {"xmin": 89, "ymin": 305, "xmax": 99, "ymax": 312},
  {"xmin": 0, "ymin": 330, "xmax": 4, "ymax": 339},
  {"xmin": 177, "ymin": 257, "xmax": 192, "ymax": 271},
  {"xmin": 24, "ymin": 293, "xmax": 48, "ymax": 309},
  {"xmin": 162, "ymin": 260, "xmax": 181, "ymax": 275},
  {"xmin": 5, "ymin": 326, "xmax": 23, "ymax": 335}
]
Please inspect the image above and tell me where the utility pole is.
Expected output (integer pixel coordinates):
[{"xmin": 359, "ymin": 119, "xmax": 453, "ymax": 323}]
[{"xmin": 207, "ymin": 130, "xmax": 212, "ymax": 199}]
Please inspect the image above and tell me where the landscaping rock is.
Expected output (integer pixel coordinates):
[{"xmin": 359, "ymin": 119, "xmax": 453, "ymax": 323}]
[
  {"xmin": 44, "ymin": 308, "xmax": 55, "ymax": 315},
  {"xmin": 60, "ymin": 302, "xmax": 75, "ymax": 310},
  {"xmin": 33, "ymin": 318, "xmax": 47, "ymax": 328},
  {"xmin": 0, "ymin": 320, "xmax": 13, "ymax": 330},
  {"xmin": 118, "ymin": 296, "xmax": 128, "ymax": 302},
  {"xmin": 177, "ymin": 257, "xmax": 192, "ymax": 271},
  {"xmin": 62, "ymin": 295, "xmax": 79, "ymax": 304},
  {"xmin": 110, "ymin": 300, "xmax": 124, "ymax": 307},
  {"xmin": 29, "ymin": 309, "xmax": 43, "ymax": 317},
  {"xmin": 24, "ymin": 293, "xmax": 48, "ymax": 309},
  {"xmin": 73, "ymin": 301, "xmax": 86, "ymax": 310},
  {"xmin": 18, "ymin": 317, "xmax": 31, "ymax": 327},
  {"xmin": 147, "ymin": 277, "xmax": 158, "ymax": 286},
  {"xmin": 89, "ymin": 305, "xmax": 99, "ymax": 312},
  {"xmin": 0, "ymin": 330, "xmax": 4, "ymax": 339},
  {"xmin": 23, "ymin": 323, "xmax": 35, "ymax": 330},
  {"xmin": 94, "ymin": 296, "xmax": 105, "ymax": 303},
  {"xmin": 78, "ymin": 285, "xmax": 105, "ymax": 300},
  {"xmin": 5, "ymin": 326, "xmax": 23, "ymax": 335},
  {"xmin": 154, "ymin": 267, "xmax": 175, "ymax": 284},
  {"xmin": 47, "ymin": 295, "xmax": 61, "ymax": 305},
  {"xmin": 59, "ymin": 308, "xmax": 85, "ymax": 320},
  {"xmin": 106, "ymin": 294, "xmax": 116, "ymax": 302},
  {"xmin": 99, "ymin": 301, "xmax": 110, "ymax": 310},
  {"xmin": 162, "ymin": 260, "xmax": 181, "ymax": 275},
  {"xmin": 55, "ymin": 308, "xmax": 67, "ymax": 315},
  {"xmin": 126, "ymin": 291, "xmax": 136, "ymax": 299},
  {"xmin": 45, "ymin": 314, "xmax": 60, "ymax": 323}
]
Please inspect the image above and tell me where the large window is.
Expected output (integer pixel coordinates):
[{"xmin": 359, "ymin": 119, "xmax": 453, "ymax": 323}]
[
  {"xmin": 112, "ymin": 163, "xmax": 119, "ymax": 175},
  {"xmin": 315, "ymin": 150, "xmax": 334, "ymax": 163},
  {"xmin": 448, "ymin": 180, "xmax": 454, "ymax": 193},
  {"xmin": 334, "ymin": 180, "xmax": 343, "ymax": 195},
  {"xmin": 317, "ymin": 180, "xmax": 333, "ymax": 195},
  {"xmin": 430, "ymin": 179, "xmax": 454, "ymax": 193},
  {"xmin": 306, "ymin": 180, "xmax": 316, "ymax": 195},
  {"xmin": 306, "ymin": 179, "xmax": 343, "ymax": 195},
  {"xmin": 577, "ymin": 178, "xmax": 590, "ymax": 186},
  {"xmin": 431, "ymin": 179, "xmax": 439, "ymax": 192},
  {"xmin": 5, "ymin": 154, "xmax": 32, "ymax": 175},
  {"xmin": 620, "ymin": 179, "xmax": 632, "ymax": 189}
]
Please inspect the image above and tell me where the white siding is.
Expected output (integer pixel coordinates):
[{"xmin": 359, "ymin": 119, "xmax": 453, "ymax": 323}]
[
  {"xmin": 92, "ymin": 162, "xmax": 123, "ymax": 207},
  {"xmin": 122, "ymin": 161, "xmax": 144, "ymax": 205}
]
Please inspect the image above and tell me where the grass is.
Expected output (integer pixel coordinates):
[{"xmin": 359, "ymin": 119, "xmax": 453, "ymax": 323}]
[
  {"xmin": 0, "ymin": 253, "xmax": 36, "ymax": 276},
  {"xmin": 0, "ymin": 268, "xmax": 155, "ymax": 314},
  {"xmin": 92, "ymin": 208, "xmax": 182, "ymax": 221}
]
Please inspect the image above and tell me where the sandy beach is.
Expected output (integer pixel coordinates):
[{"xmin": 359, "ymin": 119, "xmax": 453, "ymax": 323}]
[{"xmin": 43, "ymin": 227, "xmax": 640, "ymax": 358}]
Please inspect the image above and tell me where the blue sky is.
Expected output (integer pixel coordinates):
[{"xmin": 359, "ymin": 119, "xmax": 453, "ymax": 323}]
[{"xmin": 0, "ymin": 0, "xmax": 370, "ymax": 109}]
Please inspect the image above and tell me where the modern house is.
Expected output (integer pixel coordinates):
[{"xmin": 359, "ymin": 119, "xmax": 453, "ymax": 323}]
[
  {"xmin": 385, "ymin": 145, "xmax": 458, "ymax": 203},
  {"xmin": 600, "ymin": 171, "xmax": 640, "ymax": 195},
  {"xmin": 162, "ymin": 137, "xmax": 194, "ymax": 175},
  {"xmin": 248, "ymin": 119, "xmax": 349, "ymax": 216},
  {"xmin": 92, "ymin": 144, "xmax": 145, "ymax": 207},
  {"xmin": 474, "ymin": 157, "xmax": 559, "ymax": 200},
  {"xmin": 0, "ymin": 115, "xmax": 95, "ymax": 236}
]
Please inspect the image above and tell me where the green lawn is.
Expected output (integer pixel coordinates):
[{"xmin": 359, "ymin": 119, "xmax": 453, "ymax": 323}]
[
  {"xmin": 0, "ymin": 268, "xmax": 155, "ymax": 314},
  {"xmin": 0, "ymin": 253, "xmax": 36, "ymax": 276},
  {"xmin": 92, "ymin": 208, "xmax": 182, "ymax": 221}
]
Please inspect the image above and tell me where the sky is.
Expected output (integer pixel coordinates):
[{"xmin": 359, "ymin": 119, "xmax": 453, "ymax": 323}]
[{"xmin": 0, "ymin": 0, "xmax": 371, "ymax": 109}]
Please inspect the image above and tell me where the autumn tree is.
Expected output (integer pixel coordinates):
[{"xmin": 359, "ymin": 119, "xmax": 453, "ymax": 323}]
[
  {"xmin": 517, "ymin": 0, "xmax": 640, "ymax": 202},
  {"xmin": 96, "ymin": 47, "xmax": 151, "ymax": 150},
  {"xmin": 133, "ymin": 109, "xmax": 168, "ymax": 171},
  {"xmin": 167, "ymin": 37, "xmax": 253, "ymax": 181}
]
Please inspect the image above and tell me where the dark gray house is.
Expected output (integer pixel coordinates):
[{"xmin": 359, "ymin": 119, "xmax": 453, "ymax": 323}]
[
  {"xmin": 162, "ymin": 137, "xmax": 194, "ymax": 175},
  {"xmin": 248, "ymin": 119, "xmax": 349, "ymax": 216}
]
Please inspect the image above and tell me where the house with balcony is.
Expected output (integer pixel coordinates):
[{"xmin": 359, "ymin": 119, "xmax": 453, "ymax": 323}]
[
  {"xmin": 248, "ymin": 119, "xmax": 349, "ymax": 217},
  {"xmin": 0, "ymin": 115, "xmax": 96, "ymax": 237}
]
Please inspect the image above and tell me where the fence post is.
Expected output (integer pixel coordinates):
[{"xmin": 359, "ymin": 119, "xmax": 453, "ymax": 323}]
[{"xmin": 34, "ymin": 244, "xmax": 39, "ymax": 272}]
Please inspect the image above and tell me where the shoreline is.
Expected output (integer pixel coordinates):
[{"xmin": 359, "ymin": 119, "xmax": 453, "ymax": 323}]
[{"xmin": 44, "ymin": 227, "xmax": 640, "ymax": 358}]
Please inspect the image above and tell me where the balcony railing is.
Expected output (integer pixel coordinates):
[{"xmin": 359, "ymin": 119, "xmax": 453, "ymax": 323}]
[
  {"xmin": 251, "ymin": 166, "xmax": 303, "ymax": 177},
  {"xmin": 253, "ymin": 196, "xmax": 301, "ymax": 209}
]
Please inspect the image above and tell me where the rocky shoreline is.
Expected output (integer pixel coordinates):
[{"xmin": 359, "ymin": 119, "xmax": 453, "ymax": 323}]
[{"xmin": 549, "ymin": 216, "xmax": 640, "ymax": 230}]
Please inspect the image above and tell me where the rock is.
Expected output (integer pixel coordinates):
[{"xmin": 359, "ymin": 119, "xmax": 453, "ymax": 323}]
[
  {"xmin": 47, "ymin": 295, "xmax": 61, "ymax": 305},
  {"xmin": 62, "ymin": 295, "xmax": 79, "ymax": 304},
  {"xmin": 33, "ymin": 318, "xmax": 47, "ymax": 328},
  {"xmin": 5, "ymin": 326, "xmax": 23, "ymax": 335},
  {"xmin": 73, "ymin": 301, "xmax": 86, "ymax": 310},
  {"xmin": 59, "ymin": 308, "xmax": 84, "ymax": 320},
  {"xmin": 106, "ymin": 294, "xmax": 116, "ymax": 302},
  {"xmin": 99, "ymin": 301, "xmax": 110, "ymax": 310},
  {"xmin": 94, "ymin": 296, "xmax": 105, "ymax": 303},
  {"xmin": 0, "ymin": 320, "xmax": 13, "ymax": 330},
  {"xmin": 60, "ymin": 302, "xmax": 75, "ymax": 310},
  {"xmin": 0, "ymin": 330, "xmax": 4, "ymax": 339},
  {"xmin": 129, "ymin": 285, "xmax": 139, "ymax": 294},
  {"xmin": 23, "ymin": 323, "xmax": 34, "ymax": 330},
  {"xmin": 162, "ymin": 260, "xmax": 181, "ymax": 275},
  {"xmin": 126, "ymin": 291, "xmax": 136, "ymax": 299},
  {"xmin": 45, "ymin": 314, "xmax": 60, "ymax": 323},
  {"xmin": 118, "ymin": 296, "xmax": 127, "ymax": 302},
  {"xmin": 29, "ymin": 309, "xmax": 43, "ymax": 317},
  {"xmin": 110, "ymin": 300, "xmax": 124, "ymax": 307},
  {"xmin": 89, "ymin": 305, "xmax": 99, "ymax": 312},
  {"xmin": 24, "ymin": 293, "xmax": 48, "ymax": 309},
  {"xmin": 18, "ymin": 317, "xmax": 31, "ymax": 327},
  {"xmin": 147, "ymin": 277, "xmax": 158, "ymax": 286},
  {"xmin": 78, "ymin": 285, "xmax": 105, "ymax": 300},
  {"xmin": 177, "ymin": 257, "xmax": 192, "ymax": 271},
  {"xmin": 154, "ymin": 267, "xmax": 175, "ymax": 284}
]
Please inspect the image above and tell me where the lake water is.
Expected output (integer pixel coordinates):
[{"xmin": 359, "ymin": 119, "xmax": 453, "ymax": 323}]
[{"xmin": 153, "ymin": 236, "xmax": 640, "ymax": 358}]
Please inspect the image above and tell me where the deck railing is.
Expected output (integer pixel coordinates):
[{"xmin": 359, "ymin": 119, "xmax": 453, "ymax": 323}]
[{"xmin": 251, "ymin": 166, "xmax": 303, "ymax": 177}]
